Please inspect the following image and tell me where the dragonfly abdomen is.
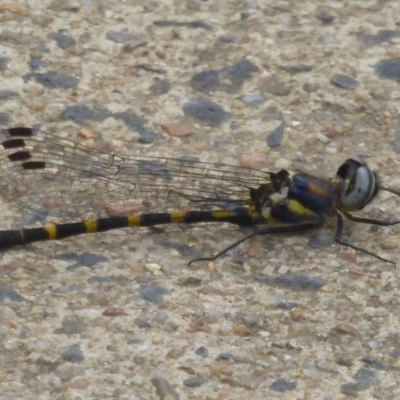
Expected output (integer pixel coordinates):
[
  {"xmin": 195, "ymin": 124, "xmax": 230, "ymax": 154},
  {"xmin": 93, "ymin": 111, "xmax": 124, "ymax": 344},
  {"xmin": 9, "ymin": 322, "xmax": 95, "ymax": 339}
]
[{"xmin": 0, "ymin": 208, "xmax": 259, "ymax": 250}]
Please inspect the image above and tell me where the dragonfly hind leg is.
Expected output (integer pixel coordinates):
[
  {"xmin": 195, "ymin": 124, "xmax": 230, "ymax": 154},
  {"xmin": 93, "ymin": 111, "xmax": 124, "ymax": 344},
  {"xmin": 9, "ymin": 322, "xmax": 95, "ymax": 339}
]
[
  {"xmin": 335, "ymin": 213, "xmax": 396, "ymax": 265},
  {"xmin": 187, "ymin": 221, "xmax": 323, "ymax": 267}
]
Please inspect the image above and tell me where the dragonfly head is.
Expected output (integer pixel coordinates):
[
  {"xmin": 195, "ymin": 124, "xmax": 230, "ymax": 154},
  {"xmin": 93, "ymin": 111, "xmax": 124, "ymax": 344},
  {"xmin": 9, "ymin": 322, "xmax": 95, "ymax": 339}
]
[{"xmin": 336, "ymin": 158, "xmax": 379, "ymax": 211}]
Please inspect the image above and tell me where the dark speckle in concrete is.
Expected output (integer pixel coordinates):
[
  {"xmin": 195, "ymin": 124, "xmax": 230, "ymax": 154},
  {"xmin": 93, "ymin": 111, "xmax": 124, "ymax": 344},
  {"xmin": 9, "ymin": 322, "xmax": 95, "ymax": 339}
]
[
  {"xmin": 337, "ymin": 358, "xmax": 354, "ymax": 367},
  {"xmin": 0, "ymin": 30, "xmax": 29, "ymax": 45},
  {"xmin": 183, "ymin": 99, "xmax": 230, "ymax": 125},
  {"xmin": 0, "ymin": 57, "xmax": 10, "ymax": 72},
  {"xmin": 393, "ymin": 131, "xmax": 400, "ymax": 153},
  {"xmin": 106, "ymin": 29, "xmax": 135, "ymax": 44},
  {"xmin": 262, "ymin": 78, "xmax": 291, "ymax": 96},
  {"xmin": 28, "ymin": 58, "xmax": 47, "ymax": 70},
  {"xmin": 360, "ymin": 356, "xmax": 399, "ymax": 371},
  {"xmin": 390, "ymin": 349, "xmax": 400, "ymax": 359},
  {"xmin": 358, "ymin": 30, "xmax": 400, "ymax": 47},
  {"xmin": 270, "ymin": 378, "xmax": 297, "ymax": 392},
  {"xmin": 50, "ymin": 252, "xmax": 109, "ymax": 271},
  {"xmin": 255, "ymin": 274, "xmax": 327, "ymax": 291},
  {"xmin": 341, "ymin": 368, "xmax": 380, "ymax": 393},
  {"xmin": 151, "ymin": 377, "xmax": 180, "ymax": 400},
  {"xmin": 316, "ymin": 10, "xmax": 335, "ymax": 23},
  {"xmin": 61, "ymin": 105, "xmax": 111, "ymax": 124},
  {"xmin": 61, "ymin": 106, "xmax": 164, "ymax": 143},
  {"xmin": 60, "ymin": 5, "xmax": 81, "ymax": 13},
  {"xmin": 150, "ymin": 77, "xmax": 171, "ymax": 95},
  {"xmin": 195, "ymin": 346, "xmax": 209, "ymax": 358},
  {"xmin": 60, "ymin": 343, "xmax": 85, "ymax": 363},
  {"xmin": 54, "ymin": 365, "xmax": 85, "ymax": 382},
  {"xmin": 217, "ymin": 353, "xmax": 254, "ymax": 364},
  {"xmin": 191, "ymin": 70, "xmax": 220, "ymax": 92},
  {"xmin": 302, "ymin": 82, "xmax": 320, "ymax": 92},
  {"xmin": 186, "ymin": 0, "xmax": 201, "ymax": 11},
  {"xmin": 0, "ymin": 286, "xmax": 25, "ymax": 302},
  {"xmin": 87, "ymin": 275, "xmax": 115, "ymax": 284},
  {"xmin": 331, "ymin": 74, "xmax": 359, "ymax": 90},
  {"xmin": 0, "ymin": 113, "xmax": 11, "ymax": 125},
  {"xmin": 114, "ymin": 111, "xmax": 165, "ymax": 143},
  {"xmin": 47, "ymin": 32, "xmax": 76, "ymax": 50},
  {"xmin": 0, "ymin": 90, "xmax": 19, "ymax": 100},
  {"xmin": 278, "ymin": 64, "xmax": 313, "ymax": 74},
  {"xmin": 23, "ymin": 71, "xmax": 79, "ymax": 89},
  {"xmin": 156, "ymin": 238, "xmax": 202, "ymax": 258},
  {"xmin": 375, "ymin": 59, "xmax": 400, "ymax": 80},
  {"xmin": 222, "ymin": 59, "xmax": 259, "ymax": 90},
  {"xmin": 79, "ymin": 32, "xmax": 91, "ymax": 44},
  {"xmin": 183, "ymin": 376, "xmax": 207, "ymax": 388},
  {"xmin": 218, "ymin": 33, "xmax": 237, "ymax": 43},
  {"xmin": 267, "ymin": 118, "xmax": 285, "ymax": 148},
  {"xmin": 139, "ymin": 284, "xmax": 171, "ymax": 304},
  {"xmin": 191, "ymin": 59, "xmax": 259, "ymax": 93},
  {"xmin": 133, "ymin": 63, "xmax": 166, "ymax": 74},
  {"xmin": 56, "ymin": 317, "xmax": 86, "ymax": 335},
  {"xmin": 153, "ymin": 20, "xmax": 212, "ymax": 30},
  {"xmin": 134, "ymin": 317, "xmax": 151, "ymax": 329}
]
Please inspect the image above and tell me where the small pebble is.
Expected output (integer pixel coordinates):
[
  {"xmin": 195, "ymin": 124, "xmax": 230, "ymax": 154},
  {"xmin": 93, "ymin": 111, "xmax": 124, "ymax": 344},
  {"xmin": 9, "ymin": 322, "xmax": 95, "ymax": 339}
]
[
  {"xmin": 145, "ymin": 263, "xmax": 162, "ymax": 273},
  {"xmin": 152, "ymin": 334, "xmax": 163, "ymax": 344},
  {"xmin": 270, "ymin": 378, "xmax": 297, "ymax": 392},
  {"xmin": 70, "ymin": 378, "xmax": 89, "ymax": 389},
  {"xmin": 161, "ymin": 122, "xmax": 194, "ymax": 137},
  {"xmin": 330, "ymin": 74, "xmax": 358, "ymax": 90},
  {"xmin": 368, "ymin": 341, "xmax": 380, "ymax": 350},
  {"xmin": 151, "ymin": 378, "xmax": 179, "ymax": 400},
  {"xmin": 316, "ymin": 10, "xmax": 335, "ymax": 23},
  {"xmin": 241, "ymin": 314, "xmax": 259, "ymax": 327},
  {"xmin": 195, "ymin": 346, "xmax": 209, "ymax": 358},
  {"xmin": 238, "ymin": 153, "xmax": 268, "ymax": 170},
  {"xmin": 218, "ymin": 33, "xmax": 237, "ymax": 42},
  {"xmin": 232, "ymin": 324, "xmax": 251, "ymax": 336},
  {"xmin": 379, "ymin": 237, "xmax": 398, "ymax": 249},
  {"xmin": 166, "ymin": 347, "xmax": 185, "ymax": 359},
  {"xmin": 183, "ymin": 376, "xmax": 207, "ymax": 388},
  {"xmin": 274, "ymin": 158, "xmax": 291, "ymax": 169},
  {"xmin": 332, "ymin": 323, "xmax": 360, "ymax": 336},
  {"xmin": 240, "ymin": 94, "xmax": 266, "ymax": 105},
  {"xmin": 102, "ymin": 307, "xmax": 128, "ymax": 317},
  {"xmin": 154, "ymin": 311, "xmax": 169, "ymax": 323}
]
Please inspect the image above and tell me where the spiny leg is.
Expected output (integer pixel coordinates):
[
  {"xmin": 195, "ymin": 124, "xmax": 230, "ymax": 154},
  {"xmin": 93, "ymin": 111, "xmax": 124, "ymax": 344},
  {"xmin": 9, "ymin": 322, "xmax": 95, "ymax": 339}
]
[
  {"xmin": 342, "ymin": 210, "xmax": 400, "ymax": 227},
  {"xmin": 188, "ymin": 221, "xmax": 323, "ymax": 267},
  {"xmin": 335, "ymin": 213, "xmax": 396, "ymax": 266},
  {"xmin": 187, "ymin": 230, "xmax": 260, "ymax": 267}
]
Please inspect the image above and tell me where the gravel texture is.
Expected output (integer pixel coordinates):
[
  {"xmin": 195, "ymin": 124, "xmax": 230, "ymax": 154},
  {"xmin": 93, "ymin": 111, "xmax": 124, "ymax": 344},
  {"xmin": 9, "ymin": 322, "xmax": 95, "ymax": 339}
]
[{"xmin": 1, "ymin": 1, "xmax": 400, "ymax": 399}]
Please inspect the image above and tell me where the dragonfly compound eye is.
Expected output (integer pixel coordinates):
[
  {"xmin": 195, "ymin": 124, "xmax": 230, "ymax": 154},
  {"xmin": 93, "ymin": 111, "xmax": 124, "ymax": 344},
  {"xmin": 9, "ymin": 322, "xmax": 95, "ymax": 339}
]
[{"xmin": 336, "ymin": 158, "xmax": 378, "ymax": 211}]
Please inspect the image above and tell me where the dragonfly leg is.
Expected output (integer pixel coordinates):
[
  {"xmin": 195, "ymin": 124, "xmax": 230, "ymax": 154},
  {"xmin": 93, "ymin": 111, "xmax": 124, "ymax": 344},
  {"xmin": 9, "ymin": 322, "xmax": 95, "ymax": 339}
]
[
  {"xmin": 187, "ymin": 230, "xmax": 260, "ymax": 267},
  {"xmin": 335, "ymin": 213, "xmax": 396, "ymax": 265},
  {"xmin": 188, "ymin": 220, "xmax": 323, "ymax": 267},
  {"xmin": 342, "ymin": 210, "xmax": 400, "ymax": 227}
]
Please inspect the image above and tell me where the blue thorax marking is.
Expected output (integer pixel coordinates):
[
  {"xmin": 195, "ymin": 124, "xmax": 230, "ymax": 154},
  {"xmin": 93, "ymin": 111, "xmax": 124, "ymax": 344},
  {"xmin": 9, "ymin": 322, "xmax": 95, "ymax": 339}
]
[{"xmin": 290, "ymin": 175, "xmax": 334, "ymax": 214}]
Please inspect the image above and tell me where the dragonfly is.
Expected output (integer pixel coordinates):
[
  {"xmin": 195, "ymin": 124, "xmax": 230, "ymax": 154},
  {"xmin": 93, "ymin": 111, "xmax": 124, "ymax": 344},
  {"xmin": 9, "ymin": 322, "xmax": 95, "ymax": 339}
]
[{"xmin": 0, "ymin": 126, "xmax": 399, "ymax": 265}]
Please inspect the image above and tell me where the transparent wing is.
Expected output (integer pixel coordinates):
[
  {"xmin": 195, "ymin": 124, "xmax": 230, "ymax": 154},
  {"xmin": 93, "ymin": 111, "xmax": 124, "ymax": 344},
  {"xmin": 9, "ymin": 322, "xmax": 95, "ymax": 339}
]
[{"xmin": 0, "ymin": 127, "xmax": 270, "ymax": 225}]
